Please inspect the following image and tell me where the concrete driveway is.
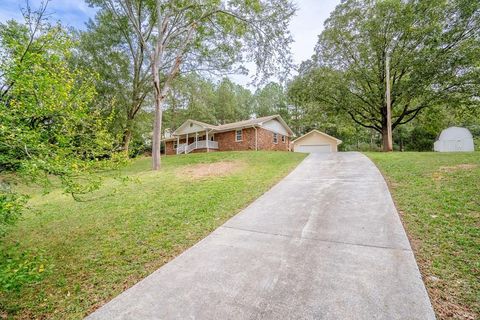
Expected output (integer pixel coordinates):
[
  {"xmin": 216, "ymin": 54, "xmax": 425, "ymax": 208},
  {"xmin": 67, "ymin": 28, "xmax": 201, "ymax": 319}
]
[{"xmin": 87, "ymin": 152, "xmax": 435, "ymax": 320}]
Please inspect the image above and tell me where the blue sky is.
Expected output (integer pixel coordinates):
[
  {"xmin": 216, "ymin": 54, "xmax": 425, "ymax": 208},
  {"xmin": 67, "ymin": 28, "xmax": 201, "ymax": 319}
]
[
  {"xmin": 0, "ymin": 0, "xmax": 340, "ymax": 84},
  {"xmin": 0, "ymin": 0, "xmax": 97, "ymax": 29}
]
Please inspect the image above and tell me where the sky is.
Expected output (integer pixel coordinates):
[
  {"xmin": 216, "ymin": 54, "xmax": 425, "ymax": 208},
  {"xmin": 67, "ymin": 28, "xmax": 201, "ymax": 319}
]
[{"xmin": 0, "ymin": 0, "xmax": 340, "ymax": 86}]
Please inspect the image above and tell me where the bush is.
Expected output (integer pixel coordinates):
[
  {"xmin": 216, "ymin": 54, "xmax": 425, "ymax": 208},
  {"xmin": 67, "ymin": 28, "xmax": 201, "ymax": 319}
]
[
  {"xmin": 402, "ymin": 127, "xmax": 437, "ymax": 151},
  {"xmin": 0, "ymin": 184, "xmax": 27, "ymax": 238},
  {"xmin": 341, "ymin": 142, "xmax": 382, "ymax": 152}
]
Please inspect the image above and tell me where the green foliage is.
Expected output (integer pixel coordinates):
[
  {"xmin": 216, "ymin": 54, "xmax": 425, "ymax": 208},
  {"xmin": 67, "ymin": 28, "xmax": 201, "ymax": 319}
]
[
  {"xmin": 214, "ymin": 78, "xmax": 253, "ymax": 124},
  {"xmin": 164, "ymin": 74, "xmax": 274, "ymax": 132},
  {"xmin": 0, "ymin": 246, "xmax": 49, "ymax": 292},
  {"xmin": 287, "ymin": 68, "xmax": 377, "ymax": 148},
  {"xmin": 391, "ymin": 103, "xmax": 480, "ymax": 151},
  {"xmin": 254, "ymin": 82, "xmax": 289, "ymax": 119},
  {"xmin": 0, "ymin": 8, "xmax": 121, "ymax": 235},
  {"xmin": 401, "ymin": 127, "xmax": 437, "ymax": 151},
  {"xmin": 0, "ymin": 20, "xmax": 115, "ymax": 171},
  {"xmin": 163, "ymin": 74, "xmax": 298, "ymax": 136},
  {"xmin": 75, "ymin": 9, "xmax": 152, "ymax": 154},
  {"xmin": 0, "ymin": 185, "xmax": 27, "ymax": 237}
]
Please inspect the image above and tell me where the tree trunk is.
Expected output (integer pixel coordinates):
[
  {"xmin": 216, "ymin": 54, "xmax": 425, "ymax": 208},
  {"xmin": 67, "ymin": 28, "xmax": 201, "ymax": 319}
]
[
  {"xmin": 151, "ymin": 53, "xmax": 162, "ymax": 171},
  {"xmin": 122, "ymin": 116, "xmax": 135, "ymax": 155},
  {"xmin": 382, "ymin": 126, "xmax": 392, "ymax": 152},
  {"xmin": 122, "ymin": 127, "xmax": 132, "ymax": 155},
  {"xmin": 152, "ymin": 95, "xmax": 163, "ymax": 170},
  {"xmin": 384, "ymin": 56, "xmax": 393, "ymax": 152}
]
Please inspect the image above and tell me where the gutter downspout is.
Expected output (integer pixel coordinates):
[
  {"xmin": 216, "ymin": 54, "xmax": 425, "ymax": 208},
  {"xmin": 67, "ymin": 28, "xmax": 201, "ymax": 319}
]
[{"xmin": 253, "ymin": 126, "xmax": 258, "ymax": 151}]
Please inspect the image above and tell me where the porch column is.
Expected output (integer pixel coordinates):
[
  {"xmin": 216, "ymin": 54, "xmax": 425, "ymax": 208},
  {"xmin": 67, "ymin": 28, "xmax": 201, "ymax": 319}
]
[
  {"xmin": 176, "ymin": 136, "xmax": 180, "ymax": 154},
  {"xmin": 185, "ymin": 133, "xmax": 188, "ymax": 154},
  {"xmin": 195, "ymin": 132, "xmax": 198, "ymax": 149},
  {"xmin": 206, "ymin": 130, "xmax": 209, "ymax": 152}
]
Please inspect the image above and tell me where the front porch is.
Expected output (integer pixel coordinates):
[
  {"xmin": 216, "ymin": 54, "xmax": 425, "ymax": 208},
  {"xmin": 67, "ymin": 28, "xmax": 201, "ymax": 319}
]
[
  {"xmin": 176, "ymin": 139, "xmax": 219, "ymax": 154},
  {"xmin": 174, "ymin": 129, "xmax": 219, "ymax": 154},
  {"xmin": 167, "ymin": 120, "xmax": 220, "ymax": 155}
]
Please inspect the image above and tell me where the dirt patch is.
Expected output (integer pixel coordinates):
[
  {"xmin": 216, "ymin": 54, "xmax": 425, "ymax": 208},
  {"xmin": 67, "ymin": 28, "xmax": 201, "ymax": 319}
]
[
  {"xmin": 178, "ymin": 160, "xmax": 245, "ymax": 179},
  {"xmin": 439, "ymin": 164, "xmax": 478, "ymax": 172},
  {"xmin": 433, "ymin": 164, "xmax": 478, "ymax": 181}
]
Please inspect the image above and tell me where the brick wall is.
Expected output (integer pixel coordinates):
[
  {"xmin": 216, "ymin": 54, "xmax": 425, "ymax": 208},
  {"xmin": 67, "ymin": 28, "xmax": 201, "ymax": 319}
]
[
  {"xmin": 215, "ymin": 128, "xmax": 256, "ymax": 151},
  {"xmin": 216, "ymin": 127, "xmax": 289, "ymax": 152},
  {"xmin": 256, "ymin": 127, "xmax": 289, "ymax": 151}
]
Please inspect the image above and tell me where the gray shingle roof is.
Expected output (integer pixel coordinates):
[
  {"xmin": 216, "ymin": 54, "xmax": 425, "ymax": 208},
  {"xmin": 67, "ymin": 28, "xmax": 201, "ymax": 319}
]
[
  {"xmin": 165, "ymin": 115, "xmax": 293, "ymax": 141},
  {"xmin": 214, "ymin": 115, "xmax": 278, "ymax": 131}
]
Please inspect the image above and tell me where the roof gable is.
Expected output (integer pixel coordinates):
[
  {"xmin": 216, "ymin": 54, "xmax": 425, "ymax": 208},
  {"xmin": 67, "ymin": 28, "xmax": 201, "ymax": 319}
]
[
  {"xmin": 292, "ymin": 130, "xmax": 342, "ymax": 145},
  {"xmin": 172, "ymin": 115, "xmax": 294, "ymax": 136},
  {"xmin": 173, "ymin": 119, "xmax": 215, "ymax": 135}
]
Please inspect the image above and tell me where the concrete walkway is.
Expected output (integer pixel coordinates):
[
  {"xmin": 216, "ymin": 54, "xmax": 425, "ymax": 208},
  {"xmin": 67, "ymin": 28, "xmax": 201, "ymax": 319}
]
[{"xmin": 87, "ymin": 152, "xmax": 435, "ymax": 320}]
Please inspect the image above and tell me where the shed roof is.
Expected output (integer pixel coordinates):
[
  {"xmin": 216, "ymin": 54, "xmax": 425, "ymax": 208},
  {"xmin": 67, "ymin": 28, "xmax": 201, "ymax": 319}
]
[{"xmin": 438, "ymin": 126, "xmax": 473, "ymax": 141}]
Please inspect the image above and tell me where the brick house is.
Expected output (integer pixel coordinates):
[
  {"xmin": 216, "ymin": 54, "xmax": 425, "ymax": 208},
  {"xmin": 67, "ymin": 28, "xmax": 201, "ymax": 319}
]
[{"xmin": 163, "ymin": 115, "xmax": 293, "ymax": 155}]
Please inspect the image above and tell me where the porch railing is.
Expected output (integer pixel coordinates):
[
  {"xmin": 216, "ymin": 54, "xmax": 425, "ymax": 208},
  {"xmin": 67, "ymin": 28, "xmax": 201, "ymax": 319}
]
[{"xmin": 176, "ymin": 140, "xmax": 218, "ymax": 154}]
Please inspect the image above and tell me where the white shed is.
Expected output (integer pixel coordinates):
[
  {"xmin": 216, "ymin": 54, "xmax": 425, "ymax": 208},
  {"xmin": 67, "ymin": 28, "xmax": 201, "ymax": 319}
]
[
  {"xmin": 434, "ymin": 127, "xmax": 474, "ymax": 152},
  {"xmin": 292, "ymin": 130, "xmax": 342, "ymax": 153}
]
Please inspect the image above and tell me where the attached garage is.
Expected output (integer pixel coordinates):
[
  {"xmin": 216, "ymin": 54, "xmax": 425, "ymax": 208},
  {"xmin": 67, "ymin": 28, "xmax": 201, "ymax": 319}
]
[{"xmin": 292, "ymin": 130, "xmax": 342, "ymax": 153}]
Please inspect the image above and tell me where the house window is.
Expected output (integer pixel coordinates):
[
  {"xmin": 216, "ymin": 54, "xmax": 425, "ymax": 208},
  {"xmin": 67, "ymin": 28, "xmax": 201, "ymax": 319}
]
[
  {"xmin": 281, "ymin": 135, "xmax": 286, "ymax": 143},
  {"xmin": 173, "ymin": 141, "xmax": 178, "ymax": 149},
  {"xmin": 273, "ymin": 133, "xmax": 278, "ymax": 144},
  {"xmin": 235, "ymin": 129, "xmax": 242, "ymax": 142}
]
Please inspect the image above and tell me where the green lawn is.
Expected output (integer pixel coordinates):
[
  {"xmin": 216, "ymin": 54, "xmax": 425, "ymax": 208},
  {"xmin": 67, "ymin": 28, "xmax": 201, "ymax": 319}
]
[
  {"xmin": 366, "ymin": 152, "xmax": 479, "ymax": 320},
  {"xmin": 0, "ymin": 151, "xmax": 306, "ymax": 319}
]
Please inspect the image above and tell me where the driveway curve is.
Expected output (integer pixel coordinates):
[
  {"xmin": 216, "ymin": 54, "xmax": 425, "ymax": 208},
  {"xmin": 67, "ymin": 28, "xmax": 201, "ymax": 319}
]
[{"xmin": 87, "ymin": 152, "xmax": 435, "ymax": 320}]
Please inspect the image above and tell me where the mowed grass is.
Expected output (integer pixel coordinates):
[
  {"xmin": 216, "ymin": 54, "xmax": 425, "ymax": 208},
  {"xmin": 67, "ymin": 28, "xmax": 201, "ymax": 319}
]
[
  {"xmin": 366, "ymin": 152, "xmax": 479, "ymax": 320},
  {"xmin": 0, "ymin": 151, "xmax": 306, "ymax": 319}
]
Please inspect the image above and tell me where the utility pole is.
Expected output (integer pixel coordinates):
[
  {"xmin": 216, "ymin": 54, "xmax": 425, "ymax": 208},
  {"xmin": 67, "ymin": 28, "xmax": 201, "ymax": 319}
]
[{"xmin": 385, "ymin": 55, "xmax": 393, "ymax": 152}]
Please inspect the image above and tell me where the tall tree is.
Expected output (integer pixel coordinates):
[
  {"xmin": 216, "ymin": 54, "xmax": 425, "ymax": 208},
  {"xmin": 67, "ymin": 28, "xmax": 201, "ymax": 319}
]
[
  {"xmin": 77, "ymin": 9, "xmax": 151, "ymax": 154},
  {"xmin": 308, "ymin": 0, "xmax": 480, "ymax": 150},
  {"xmin": 163, "ymin": 75, "xmax": 254, "ymax": 131},
  {"xmin": 91, "ymin": 0, "xmax": 295, "ymax": 170},
  {"xmin": 163, "ymin": 73, "xmax": 217, "ymax": 131},
  {"xmin": 254, "ymin": 82, "xmax": 289, "ymax": 120}
]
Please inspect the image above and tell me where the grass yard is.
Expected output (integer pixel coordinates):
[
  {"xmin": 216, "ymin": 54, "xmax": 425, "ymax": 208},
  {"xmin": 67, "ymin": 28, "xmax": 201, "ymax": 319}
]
[
  {"xmin": 366, "ymin": 152, "xmax": 479, "ymax": 320},
  {"xmin": 0, "ymin": 151, "xmax": 306, "ymax": 319}
]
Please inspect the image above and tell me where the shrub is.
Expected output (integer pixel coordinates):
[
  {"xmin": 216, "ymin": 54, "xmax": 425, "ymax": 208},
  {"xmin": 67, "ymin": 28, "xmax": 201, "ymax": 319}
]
[{"xmin": 0, "ymin": 184, "xmax": 27, "ymax": 238}]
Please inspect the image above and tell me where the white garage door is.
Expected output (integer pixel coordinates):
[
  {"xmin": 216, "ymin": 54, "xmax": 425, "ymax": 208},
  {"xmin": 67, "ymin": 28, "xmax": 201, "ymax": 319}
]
[{"xmin": 295, "ymin": 144, "xmax": 331, "ymax": 153}]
